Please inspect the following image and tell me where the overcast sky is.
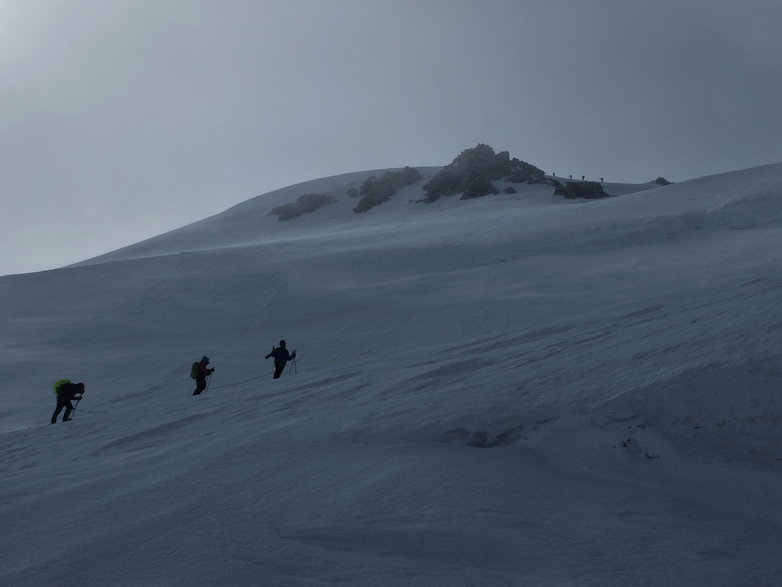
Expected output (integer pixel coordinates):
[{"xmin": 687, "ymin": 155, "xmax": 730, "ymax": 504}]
[{"xmin": 2, "ymin": 0, "xmax": 781, "ymax": 276}]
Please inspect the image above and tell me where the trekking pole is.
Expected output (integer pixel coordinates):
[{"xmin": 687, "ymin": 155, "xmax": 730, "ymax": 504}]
[
  {"xmin": 70, "ymin": 397, "xmax": 83, "ymax": 420},
  {"xmin": 288, "ymin": 357, "xmax": 297, "ymax": 376},
  {"xmin": 205, "ymin": 373, "xmax": 213, "ymax": 393}
]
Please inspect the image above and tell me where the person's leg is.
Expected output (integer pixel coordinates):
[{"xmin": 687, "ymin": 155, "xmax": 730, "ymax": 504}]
[
  {"xmin": 62, "ymin": 399, "xmax": 74, "ymax": 421},
  {"xmin": 51, "ymin": 400, "xmax": 64, "ymax": 423},
  {"xmin": 273, "ymin": 363, "xmax": 285, "ymax": 379},
  {"xmin": 193, "ymin": 377, "xmax": 206, "ymax": 395}
]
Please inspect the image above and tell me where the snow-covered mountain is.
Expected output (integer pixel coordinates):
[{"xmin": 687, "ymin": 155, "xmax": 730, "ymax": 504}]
[{"xmin": 2, "ymin": 160, "xmax": 782, "ymax": 585}]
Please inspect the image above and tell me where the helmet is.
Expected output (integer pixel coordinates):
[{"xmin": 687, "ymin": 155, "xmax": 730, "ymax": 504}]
[
  {"xmin": 279, "ymin": 340, "xmax": 286, "ymax": 347},
  {"xmin": 201, "ymin": 356, "xmax": 210, "ymax": 363}
]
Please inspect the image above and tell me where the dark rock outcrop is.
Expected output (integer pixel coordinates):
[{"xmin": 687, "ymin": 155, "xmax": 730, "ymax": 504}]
[
  {"xmin": 553, "ymin": 181, "xmax": 609, "ymax": 200},
  {"xmin": 268, "ymin": 193, "xmax": 337, "ymax": 221},
  {"xmin": 353, "ymin": 166, "xmax": 422, "ymax": 213},
  {"xmin": 462, "ymin": 174, "xmax": 500, "ymax": 199},
  {"xmin": 422, "ymin": 144, "xmax": 546, "ymax": 202}
]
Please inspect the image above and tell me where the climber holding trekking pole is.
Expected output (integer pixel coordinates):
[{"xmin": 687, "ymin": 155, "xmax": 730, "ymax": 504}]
[
  {"xmin": 191, "ymin": 356, "xmax": 215, "ymax": 395},
  {"xmin": 265, "ymin": 340, "xmax": 296, "ymax": 379},
  {"xmin": 51, "ymin": 379, "xmax": 85, "ymax": 423}
]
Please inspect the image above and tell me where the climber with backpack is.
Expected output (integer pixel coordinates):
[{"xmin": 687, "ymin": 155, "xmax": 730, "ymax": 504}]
[
  {"xmin": 191, "ymin": 356, "xmax": 215, "ymax": 395},
  {"xmin": 51, "ymin": 379, "xmax": 85, "ymax": 423}
]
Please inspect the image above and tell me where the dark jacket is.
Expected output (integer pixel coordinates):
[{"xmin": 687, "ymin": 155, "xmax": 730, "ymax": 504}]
[
  {"xmin": 196, "ymin": 361, "xmax": 215, "ymax": 381},
  {"xmin": 266, "ymin": 347, "xmax": 296, "ymax": 366},
  {"xmin": 56, "ymin": 382, "xmax": 85, "ymax": 401}
]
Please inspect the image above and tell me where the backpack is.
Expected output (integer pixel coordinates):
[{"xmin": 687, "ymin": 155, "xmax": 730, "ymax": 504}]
[
  {"xmin": 190, "ymin": 362, "xmax": 200, "ymax": 379},
  {"xmin": 53, "ymin": 378, "xmax": 71, "ymax": 395}
]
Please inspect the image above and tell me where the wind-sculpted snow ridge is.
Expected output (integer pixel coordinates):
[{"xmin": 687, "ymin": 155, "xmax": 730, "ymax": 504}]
[
  {"xmin": 2, "ymin": 161, "xmax": 782, "ymax": 585},
  {"xmin": 78, "ymin": 161, "xmax": 782, "ymax": 269},
  {"xmin": 75, "ymin": 162, "xmax": 665, "ymax": 266}
]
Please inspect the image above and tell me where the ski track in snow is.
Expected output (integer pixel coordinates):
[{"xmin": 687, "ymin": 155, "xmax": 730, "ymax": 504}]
[{"xmin": 2, "ymin": 165, "xmax": 782, "ymax": 585}]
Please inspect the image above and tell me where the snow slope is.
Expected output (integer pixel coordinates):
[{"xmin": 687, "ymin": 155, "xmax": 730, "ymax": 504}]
[{"xmin": 2, "ymin": 164, "xmax": 782, "ymax": 585}]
